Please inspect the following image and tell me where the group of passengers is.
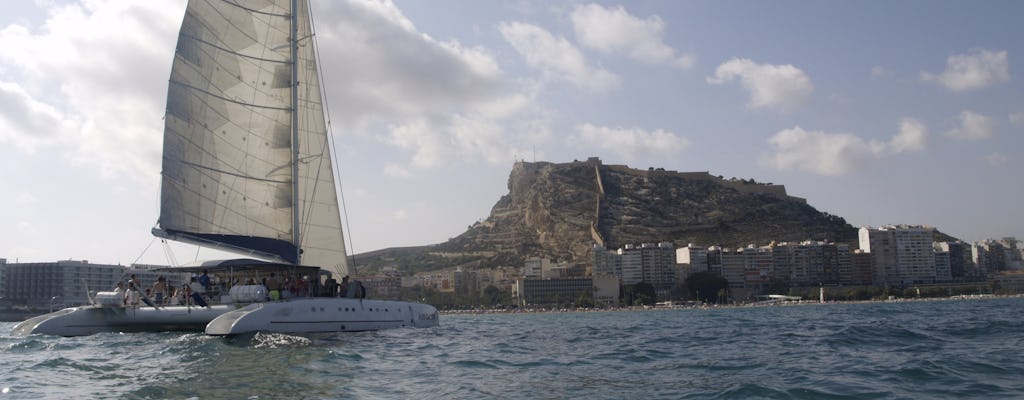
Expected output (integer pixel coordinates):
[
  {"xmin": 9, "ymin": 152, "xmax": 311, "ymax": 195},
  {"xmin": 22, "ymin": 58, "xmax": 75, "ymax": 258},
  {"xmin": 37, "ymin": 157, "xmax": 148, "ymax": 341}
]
[{"xmin": 111, "ymin": 269, "xmax": 366, "ymax": 308}]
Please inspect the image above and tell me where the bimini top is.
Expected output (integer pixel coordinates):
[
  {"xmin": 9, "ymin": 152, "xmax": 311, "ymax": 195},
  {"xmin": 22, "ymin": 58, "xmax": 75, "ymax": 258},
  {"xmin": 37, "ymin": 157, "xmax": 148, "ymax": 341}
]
[{"xmin": 156, "ymin": 258, "xmax": 324, "ymax": 277}]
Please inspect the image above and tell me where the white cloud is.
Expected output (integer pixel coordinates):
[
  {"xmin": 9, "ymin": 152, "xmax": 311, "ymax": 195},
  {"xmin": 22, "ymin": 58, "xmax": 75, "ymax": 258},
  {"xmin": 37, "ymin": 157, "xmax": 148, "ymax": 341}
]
[
  {"xmin": 498, "ymin": 21, "xmax": 620, "ymax": 92},
  {"xmin": 761, "ymin": 119, "xmax": 926, "ymax": 176},
  {"xmin": 383, "ymin": 163, "xmax": 412, "ymax": 178},
  {"xmin": 987, "ymin": 152, "xmax": 1007, "ymax": 166},
  {"xmin": 570, "ymin": 4, "xmax": 694, "ymax": 68},
  {"xmin": 707, "ymin": 58, "xmax": 814, "ymax": 112},
  {"xmin": 761, "ymin": 127, "xmax": 882, "ymax": 176},
  {"xmin": 392, "ymin": 209, "xmax": 409, "ymax": 221},
  {"xmin": 0, "ymin": 1, "xmax": 182, "ymax": 181},
  {"xmin": 15, "ymin": 192, "xmax": 37, "ymax": 205},
  {"xmin": 0, "ymin": 0, "xmax": 553, "ymax": 182},
  {"xmin": 16, "ymin": 221, "xmax": 36, "ymax": 233},
  {"xmin": 871, "ymin": 66, "xmax": 891, "ymax": 78},
  {"xmin": 0, "ymin": 81, "xmax": 72, "ymax": 153},
  {"xmin": 946, "ymin": 110, "xmax": 994, "ymax": 141},
  {"xmin": 921, "ymin": 48, "xmax": 1010, "ymax": 92},
  {"xmin": 1010, "ymin": 111, "xmax": 1024, "ymax": 125},
  {"xmin": 569, "ymin": 124, "xmax": 689, "ymax": 161},
  {"xmin": 889, "ymin": 118, "xmax": 928, "ymax": 153},
  {"xmin": 310, "ymin": 1, "xmax": 551, "ymax": 169}
]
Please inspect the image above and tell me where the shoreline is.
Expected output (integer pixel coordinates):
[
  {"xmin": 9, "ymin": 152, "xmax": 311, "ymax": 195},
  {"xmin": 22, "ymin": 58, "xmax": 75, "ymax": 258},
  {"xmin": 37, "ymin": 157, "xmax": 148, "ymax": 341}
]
[{"xmin": 439, "ymin": 293, "xmax": 1023, "ymax": 316}]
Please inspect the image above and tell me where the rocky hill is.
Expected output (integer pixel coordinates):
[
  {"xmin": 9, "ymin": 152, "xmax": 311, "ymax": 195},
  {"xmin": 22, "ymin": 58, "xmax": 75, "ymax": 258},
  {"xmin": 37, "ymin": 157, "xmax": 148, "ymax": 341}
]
[{"xmin": 353, "ymin": 157, "xmax": 864, "ymax": 273}]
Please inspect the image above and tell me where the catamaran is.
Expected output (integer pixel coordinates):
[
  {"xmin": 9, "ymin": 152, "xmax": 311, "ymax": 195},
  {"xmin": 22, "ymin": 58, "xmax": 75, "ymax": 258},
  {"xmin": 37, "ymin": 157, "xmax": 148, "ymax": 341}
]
[{"xmin": 13, "ymin": 0, "xmax": 439, "ymax": 337}]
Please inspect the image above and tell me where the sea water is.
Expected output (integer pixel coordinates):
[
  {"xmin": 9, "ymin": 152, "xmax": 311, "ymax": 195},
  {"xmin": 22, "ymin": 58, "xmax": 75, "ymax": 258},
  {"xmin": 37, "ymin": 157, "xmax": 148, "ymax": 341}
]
[{"xmin": 2, "ymin": 297, "xmax": 1023, "ymax": 399}]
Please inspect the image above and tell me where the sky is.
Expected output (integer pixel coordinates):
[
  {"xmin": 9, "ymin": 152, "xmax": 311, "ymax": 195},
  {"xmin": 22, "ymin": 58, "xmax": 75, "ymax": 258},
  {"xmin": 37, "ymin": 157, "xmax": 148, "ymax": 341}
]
[{"xmin": 1, "ymin": 0, "xmax": 1022, "ymax": 266}]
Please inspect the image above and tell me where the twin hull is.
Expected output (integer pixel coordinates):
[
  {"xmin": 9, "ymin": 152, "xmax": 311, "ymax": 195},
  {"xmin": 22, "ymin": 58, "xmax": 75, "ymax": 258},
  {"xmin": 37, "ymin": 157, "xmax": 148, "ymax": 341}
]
[
  {"xmin": 206, "ymin": 298, "xmax": 439, "ymax": 336},
  {"xmin": 13, "ymin": 298, "xmax": 439, "ymax": 337},
  {"xmin": 12, "ymin": 305, "xmax": 232, "ymax": 337}
]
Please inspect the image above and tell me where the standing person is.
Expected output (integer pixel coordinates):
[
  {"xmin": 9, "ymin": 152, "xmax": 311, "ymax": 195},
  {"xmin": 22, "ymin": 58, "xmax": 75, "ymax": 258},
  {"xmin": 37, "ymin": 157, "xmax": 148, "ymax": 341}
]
[
  {"xmin": 265, "ymin": 273, "xmax": 281, "ymax": 300},
  {"xmin": 198, "ymin": 270, "xmax": 211, "ymax": 293},
  {"xmin": 152, "ymin": 276, "xmax": 168, "ymax": 305},
  {"xmin": 323, "ymin": 276, "xmax": 338, "ymax": 297},
  {"xmin": 125, "ymin": 275, "xmax": 142, "ymax": 306},
  {"xmin": 338, "ymin": 276, "xmax": 350, "ymax": 298},
  {"xmin": 189, "ymin": 276, "xmax": 208, "ymax": 307}
]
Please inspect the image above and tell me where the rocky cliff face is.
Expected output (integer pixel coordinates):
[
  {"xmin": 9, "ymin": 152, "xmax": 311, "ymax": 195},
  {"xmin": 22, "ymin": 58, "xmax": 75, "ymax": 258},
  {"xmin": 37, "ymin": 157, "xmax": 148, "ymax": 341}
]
[{"xmin": 426, "ymin": 158, "xmax": 858, "ymax": 269}]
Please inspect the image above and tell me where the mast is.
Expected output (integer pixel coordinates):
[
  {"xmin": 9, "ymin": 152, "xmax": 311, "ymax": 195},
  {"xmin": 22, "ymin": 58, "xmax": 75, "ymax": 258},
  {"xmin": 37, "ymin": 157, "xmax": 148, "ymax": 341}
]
[{"xmin": 290, "ymin": 0, "xmax": 302, "ymax": 265}]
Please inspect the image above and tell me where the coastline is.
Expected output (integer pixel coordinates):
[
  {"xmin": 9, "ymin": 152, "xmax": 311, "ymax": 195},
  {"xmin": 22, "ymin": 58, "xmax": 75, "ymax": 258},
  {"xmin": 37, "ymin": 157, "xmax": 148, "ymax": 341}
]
[{"xmin": 439, "ymin": 293, "xmax": 1022, "ymax": 316}]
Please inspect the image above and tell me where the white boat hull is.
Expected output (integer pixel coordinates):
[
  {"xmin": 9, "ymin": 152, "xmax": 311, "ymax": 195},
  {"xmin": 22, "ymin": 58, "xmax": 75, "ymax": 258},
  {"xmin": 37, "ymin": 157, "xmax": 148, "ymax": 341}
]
[
  {"xmin": 205, "ymin": 298, "xmax": 439, "ymax": 336},
  {"xmin": 11, "ymin": 305, "xmax": 233, "ymax": 337}
]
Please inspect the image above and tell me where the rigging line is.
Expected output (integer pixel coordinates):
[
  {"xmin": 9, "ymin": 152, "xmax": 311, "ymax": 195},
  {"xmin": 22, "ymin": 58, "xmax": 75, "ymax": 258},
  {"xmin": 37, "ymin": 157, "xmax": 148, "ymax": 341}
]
[
  {"xmin": 307, "ymin": 0, "xmax": 356, "ymax": 272},
  {"xmin": 131, "ymin": 236, "xmax": 158, "ymax": 267},
  {"xmin": 161, "ymin": 239, "xmax": 179, "ymax": 267}
]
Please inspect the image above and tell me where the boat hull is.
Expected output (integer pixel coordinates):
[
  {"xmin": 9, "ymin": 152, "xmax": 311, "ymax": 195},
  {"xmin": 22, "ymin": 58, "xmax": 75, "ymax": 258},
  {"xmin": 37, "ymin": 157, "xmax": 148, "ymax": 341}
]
[
  {"xmin": 205, "ymin": 298, "xmax": 439, "ymax": 336},
  {"xmin": 11, "ymin": 305, "xmax": 233, "ymax": 337}
]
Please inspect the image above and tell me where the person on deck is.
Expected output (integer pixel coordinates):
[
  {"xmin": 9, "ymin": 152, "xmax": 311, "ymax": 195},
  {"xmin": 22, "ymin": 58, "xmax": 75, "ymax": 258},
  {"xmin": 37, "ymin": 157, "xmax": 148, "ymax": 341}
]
[
  {"xmin": 338, "ymin": 276, "xmax": 350, "ymax": 298},
  {"xmin": 198, "ymin": 270, "xmax": 211, "ymax": 293},
  {"xmin": 323, "ymin": 276, "xmax": 338, "ymax": 297},
  {"xmin": 188, "ymin": 276, "xmax": 208, "ymax": 308},
  {"xmin": 265, "ymin": 273, "xmax": 281, "ymax": 300},
  {"xmin": 152, "ymin": 276, "xmax": 168, "ymax": 305}
]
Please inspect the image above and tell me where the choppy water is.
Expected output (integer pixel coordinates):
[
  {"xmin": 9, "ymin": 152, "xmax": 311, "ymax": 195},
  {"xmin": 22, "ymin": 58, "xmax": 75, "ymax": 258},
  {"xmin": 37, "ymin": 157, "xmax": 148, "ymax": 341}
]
[{"xmin": 3, "ymin": 297, "xmax": 1023, "ymax": 399}]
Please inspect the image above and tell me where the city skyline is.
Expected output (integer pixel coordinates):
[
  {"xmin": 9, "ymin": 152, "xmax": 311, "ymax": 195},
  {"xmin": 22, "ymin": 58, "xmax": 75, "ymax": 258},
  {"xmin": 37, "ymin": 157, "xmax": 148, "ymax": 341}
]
[{"xmin": 1, "ymin": 1, "xmax": 1022, "ymax": 265}]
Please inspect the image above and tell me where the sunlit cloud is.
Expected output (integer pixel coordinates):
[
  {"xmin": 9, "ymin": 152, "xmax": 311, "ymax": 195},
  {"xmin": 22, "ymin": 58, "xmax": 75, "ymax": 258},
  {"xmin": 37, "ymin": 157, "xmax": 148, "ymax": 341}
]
[
  {"xmin": 312, "ymin": 0, "xmax": 550, "ymax": 169},
  {"xmin": 570, "ymin": 4, "xmax": 694, "ymax": 68},
  {"xmin": 0, "ymin": 1, "xmax": 182, "ymax": 182},
  {"xmin": 498, "ymin": 21, "xmax": 620, "ymax": 92},
  {"xmin": 383, "ymin": 163, "xmax": 412, "ymax": 178},
  {"xmin": 0, "ymin": 81, "xmax": 72, "ymax": 153},
  {"xmin": 1010, "ymin": 111, "xmax": 1024, "ymax": 125},
  {"xmin": 761, "ymin": 119, "xmax": 927, "ymax": 176},
  {"xmin": 921, "ymin": 48, "xmax": 1010, "ymax": 92},
  {"xmin": 871, "ymin": 66, "xmax": 891, "ymax": 78},
  {"xmin": 889, "ymin": 118, "xmax": 928, "ymax": 153},
  {"xmin": 569, "ymin": 123, "xmax": 690, "ymax": 161},
  {"xmin": 707, "ymin": 58, "xmax": 814, "ymax": 112},
  {"xmin": 946, "ymin": 110, "xmax": 994, "ymax": 141},
  {"xmin": 986, "ymin": 152, "xmax": 1007, "ymax": 166},
  {"xmin": 15, "ymin": 192, "xmax": 37, "ymax": 205}
]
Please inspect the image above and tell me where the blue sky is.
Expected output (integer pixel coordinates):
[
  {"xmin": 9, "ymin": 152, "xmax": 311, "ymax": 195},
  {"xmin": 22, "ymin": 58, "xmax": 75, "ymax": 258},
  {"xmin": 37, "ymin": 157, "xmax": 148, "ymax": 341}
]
[{"xmin": 1, "ymin": 0, "xmax": 1021, "ymax": 265}]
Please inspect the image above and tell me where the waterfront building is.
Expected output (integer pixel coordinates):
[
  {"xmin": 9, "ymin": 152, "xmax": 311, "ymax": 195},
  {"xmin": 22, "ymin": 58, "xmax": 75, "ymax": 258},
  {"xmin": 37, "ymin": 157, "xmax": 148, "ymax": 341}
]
[
  {"xmin": 720, "ymin": 249, "xmax": 746, "ymax": 289},
  {"xmin": 639, "ymin": 242, "xmax": 676, "ymax": 296},
  {"xmin": 358, "ymin": 273, "xmax": 402, "ymax": 300},
  {"xmin": 770, "ymin": 241, "xmax": 848, "ymax": 286},
  {"xmin": 676, "ymin": 244, "xmax": 708, "ymax": 278},
  {"xmin": 849, "ymin": 250, "xmax": 874, "ymax": 286},
  {"xmin": 522, "ymin": 257, "xmax": 548, "ymax": 279},
  {"xmin": 971, "ymin": 244, "xmax": 989, "ymax": 277},
  {"xmin": 514, "ymin": 277, "xmax": 594, "ymax": 307},
  {"xmin": 592, "ymin": 276, "xmax": 621, "ymax": 306},
  {"xmin": 859, "ymin": 225, "xmax": 937, "ymax": 286},
  {"xmin": 976, "ymin": 240, "xmax": 1007, "ymax": 272},
  {"xmin": 935, "ymin": 242, "xmax": 974, "ymax": 280},
  {"xmin": 591, "ymin": 245, "xmax": 621, "ymax": 278},
  {"xmin": 618, "ymin": 245, "xmax": 644, "ymax": 285},
  {"xmin": 706, "ymin": 246, "xmax": 724, "ymax": 276},
  {"xmin": 933, "ymin": 248, "xmax": 952, "ymax": 283},
  {"xmin": 1, "ymin": 260, "xmax": 184, "ymax": 308}
]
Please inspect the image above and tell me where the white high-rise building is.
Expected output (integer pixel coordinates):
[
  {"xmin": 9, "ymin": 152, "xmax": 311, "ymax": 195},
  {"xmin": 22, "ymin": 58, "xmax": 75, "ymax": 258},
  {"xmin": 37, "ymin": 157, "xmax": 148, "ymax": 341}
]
[{"xmin": 859, "ymin": 225, "xmax": 937, "ymax": 286}]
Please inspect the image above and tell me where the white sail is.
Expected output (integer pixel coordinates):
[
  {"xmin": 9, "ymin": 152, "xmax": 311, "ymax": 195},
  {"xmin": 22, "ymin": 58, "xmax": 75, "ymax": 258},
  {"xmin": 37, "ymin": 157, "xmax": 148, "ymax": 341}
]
[{"xmin": 157, "ymin": 0, "xmax": 347, "ymax": 278}]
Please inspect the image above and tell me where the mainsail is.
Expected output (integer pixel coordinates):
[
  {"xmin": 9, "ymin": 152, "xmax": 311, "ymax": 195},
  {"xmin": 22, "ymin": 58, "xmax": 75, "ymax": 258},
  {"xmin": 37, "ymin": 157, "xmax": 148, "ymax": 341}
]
[{"xmin": 155, "ymin": 0, "xmax": 348, "ymax": 278}]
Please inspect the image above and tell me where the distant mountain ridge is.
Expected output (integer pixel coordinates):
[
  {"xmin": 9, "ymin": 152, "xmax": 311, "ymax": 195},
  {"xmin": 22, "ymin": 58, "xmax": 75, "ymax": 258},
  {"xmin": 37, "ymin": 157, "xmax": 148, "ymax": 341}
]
[{"xmin": 354, "ymin": 157, "xmax": 868, "ymax": 273}]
